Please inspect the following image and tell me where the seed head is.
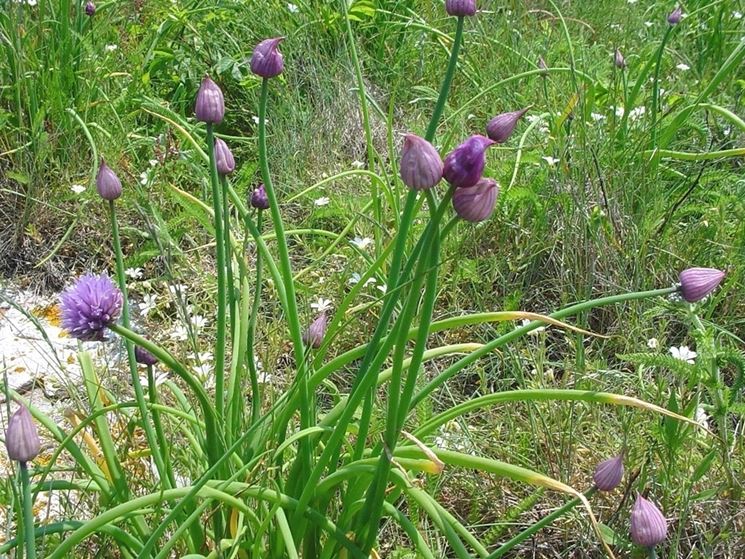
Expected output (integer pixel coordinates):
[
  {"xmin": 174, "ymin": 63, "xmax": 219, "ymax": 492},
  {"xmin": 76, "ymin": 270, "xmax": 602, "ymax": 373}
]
[
  {"xmin": 195, "ymin": 76, "xmax": 225, "ymax": 124},
  {"xmin": 452, "ymin": 178, "xmax": 499, "ymax": 222},
  {"xmin": 250, "ymin": 37, "xmax": 285, "ymax": 78},
  {"xmin": 679, "ymin": 267, "xmax": 725, "ymax": 302},
  {"xmin": 399, "ymin": 134, "xmax": 443, "ymax": 191},
  {"xmin": 486, "ymin": 108, "xmax": 530, "ymax": 143},
  {"xmin": 630, "ymin": 493, "xmax": 668, "ymax": 548},
  {"xmin": 443, "ymin": 135, "xmax": 494, "ymax": 189},
  {"xmin": 593, "ymin": 454, "xmax": 624, "ymax": 491},
  {"xmin": 214, "ymin": 138, "xmax": 235, "ymax": 175},
  {"xmin": 96, "ymin": 160, "xmax": 122, "ymax": 201},
  {"xmin": 5, "ymin": 404, "xmax": 41, "ymax": 463},
  {"xmin": 60, "ymin": 274, "xmax": 123, "ymax": 341}
]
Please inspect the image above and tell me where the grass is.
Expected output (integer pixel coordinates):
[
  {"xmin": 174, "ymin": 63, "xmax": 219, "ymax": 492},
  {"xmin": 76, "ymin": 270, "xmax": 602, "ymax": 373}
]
[{"xmin": 1, "ymin": 0, "xmax": 744, "ymax": 557}]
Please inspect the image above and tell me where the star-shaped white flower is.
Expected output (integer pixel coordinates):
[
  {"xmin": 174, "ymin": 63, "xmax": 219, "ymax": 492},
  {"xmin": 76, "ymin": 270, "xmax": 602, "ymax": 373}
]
[
  {"xmin": 314, "ymin": 196, "xmax": 330, "ymax": 207},
  {"xmin": 70, "ymin": 184, "xmax": 86, "ymax": 194},
  {"xmin": 542, "ymin": 156, "xmax": 560, "ymax": 167},
  {"xmin": 125, "ymin": 267, "xmax": 143, "ymax": 279},
  {"xmin": 676, "ymin": 63, "xmax": 690, "ymax": 71},
  {"xmin": 350, "ymin": 236, "xmax": 373, "ymax": 250},
  {"xmin": 647, "ymin": 337, "xmax": 659, "ymax": 349},
  {"xmin": 669, "ymin": 345, "xmax": 696, "ymax": 364},
  {"xmin": 310, "ymin": 297, "xmax": 332, "ymax": 313},
  {"xmin": 138, "ymin": 293, "xmax": 158, "ymax": 316}
]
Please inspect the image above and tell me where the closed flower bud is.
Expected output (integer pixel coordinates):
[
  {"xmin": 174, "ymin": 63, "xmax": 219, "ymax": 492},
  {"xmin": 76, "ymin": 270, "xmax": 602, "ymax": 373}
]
[
  {"xmin": 399, "ymin": 134, "xmax": 443, "ymax": 190},
  {"xmin": 443, "ymin": 135, "xmax": 494, "ymax": 188},
  {"xmin": 486, "ymin": 108, "xmax": 529, "ymax": 143},
  {"xmin": 445, "ymin": 0, "xmax": 476, "ymax": 17},
  {"xmin": 195, "ymin": 76, "xmax": 225, "ymax": 124},
  {"xmin": 630, "ymin": 493, "xmax": 667, "ymax": 548},
  {"xmin": 214, "ymin": 138, "xmax": 235, "ymax": 175},
  {"xmin": 302, "ymin": 313, "xmax": 327, "ymax": 349},
  {"xmin": 667, "ymin": 6, "xmax": 682, "ymax": 25},
  {"xmin": 251, "ymin": 184, "xmax": 269, "ymax": 210},
  {"xmin": 537, "ymin": 56, "xmax": 548, "ymax": 76},
  {"xmin": 85, "ymin": 1, "xmax": 95, "ymax": 16},
  {"xmin": 5, "ymin": 404, "xmax": 41, "ymax": 463},
  {"xmin": 614, "ymin": 48, "xmax": 626, "ymax": 69},
  {"xmin": 251, "ymin": 37, "xmax": 285, "ymax": 78},
  {"xmin": 593, "ymin": 454, "xmax": 624, "ymax": 491},
  {"xmin": 679, "ymin": 267, "xmax": 725, "ymax": 302},
  {"xmin": 452, "ymin": 178, "xmax": 499, "ymax": 222},
  {"xmin": 96, "ymin": 160, "xmax": 122, "ymax": 201},
  {"xmin": 135, "ymin": 345, "xmax": 158, "ymax": 366}
]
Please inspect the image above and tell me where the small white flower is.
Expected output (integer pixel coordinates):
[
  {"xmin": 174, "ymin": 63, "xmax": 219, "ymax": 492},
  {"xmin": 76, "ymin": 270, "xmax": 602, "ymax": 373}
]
[
  {"xmin": 138, "ymin": 294, "xmax": 158, "ymax": 316},
  {"xmin": 542, "ymin": 156, "xmax": 560, "ymax": 167},
  {"xmin": 521, "ymin": 318, "xmax": 546, "ymax": 335},
  {"xmin": 647, "ymin": 337, "xmax": 659, "ymax": 349},
  {"xmin": 314, "ymin": 196, "xmax": 330, "ymax": 207},
  {"xmin": 348, "ymin": 273, "xmax": 376, "ymax": 286},
  {"xmin": 251, "ymin": 115, "xmax": 269, "ymax": 125},
  {"xmin": 287, "ymin": 2, "xmax": 299, "ymax": 13},
  {"xmin": 189, "ymin": 351, "xmax": 213, "ymax": 363},
  {"xmin": 70, "ymin": 183, "xmax": 86, "ymax": 194},
  {"xmin": 669, "ymin": 345, "xmax": 697, "ymax": 364},
  {"xmin": 676, "ymin": 63, "xmax": 690, "ymax": 71},
  {"xmin": 627, "ymin": 0, "xmax": 638, "ymax": 3},
  {"xmin": 149, "ymin": 159, "xmax": 159, "ymax": 167},
  {"xmin": 310, "ymin": 298, "xmax": 332, "ymax": 313},
  {"xmin": 170, "ymin": 324, "xmax": 189, "ymax": 341},
  {"xmin": 194, "ymin": 363, "xmax": 212, "ymax": 381},
  {"xmin": 125, "ymin": 267, "xmax": 143, "ymax": 280},
  {"xmin": 350, "ymin": 160, "xmax": 364, "ymax": 169},
  {"xmin": 590, "ymin": 113, "xmax": 606, "ymax": 122},
  {"xmin": 734, "ymin": 11, "xmax": 743, "ymax": 20},
  {"xmin": 104, "ymin": 44, "xmax": 118, "ymax": 52},
  {"xmin": 694, "ymin": 406, "xmax": 709, "ymax": 430},
  {"xmin": 139, "ymin": 371, "xmax": 169, "ymax": 388},
  {"xmin": 190, "ymin": 315, "xmax": 208, "ymax": 330},
  {"xmin": 257, "ymin": 371, "xmax": 274, "ymax": 384},
  {"xmin": 644, "ymin": 21, "xmax": 654, "ymax": 28},
  {"xmin": 140, "ymin": 171, "xmax": 149, "ymax": 186},
  {"xmin": 628, "ymin": 106, "xmax": 646, "ymax": 121},
  {"xmin": 350, "ymin": 236, "xmax": 373, "ymax": 250},
  {"xmin": 610, "ymin": 23, "xmax": 622, "ymax": 31}
]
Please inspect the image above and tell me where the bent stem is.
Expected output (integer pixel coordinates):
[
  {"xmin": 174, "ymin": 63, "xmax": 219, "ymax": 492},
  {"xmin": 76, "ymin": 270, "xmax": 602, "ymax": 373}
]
[{"xmin": 20, "ymin": 462, "xmax": 36, "ymax": 559}]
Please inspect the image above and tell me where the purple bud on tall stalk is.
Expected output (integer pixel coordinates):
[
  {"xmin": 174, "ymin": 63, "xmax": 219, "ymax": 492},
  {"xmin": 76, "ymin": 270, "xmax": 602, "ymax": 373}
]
[
  {"xmin": 593, "ymin": 454, "xmax": 624, "ymax": 491},
  {"xmin": 614, "ymin": 48, "xmax": 626, "ymax": 69},
  {"xmin": 96, "ymin": 160, "xmax": 122, "ymax": 201},
  {"xmin": 630, "ymin": 493, "xmax": 668, "ymax": 548},
  {"xmin": 195, "ymin": 76, "xmax": 225, "ymax": 124},
  {"xmin": 60, "ymin": 274, "xmax": 123, "ymax": 341},
  {"xmin": 5, "ymin": 404, "xmax": 41, "ymax": 463},
  {"xmin": 679, "ymin": 267, "xmax": 725, "ymax": 302},
  {"xmin": 85, "ymin": 1, "xmax": 95, "ymax": 16},
  {"xmin": 486, "ymin": 108, "xmax": 530, "ymax": 143},
  {"xmin": 250, "ymin": 37, "xmax": 285, "ymax": 78},
  {"xmin": 250, "ymin": 184, "xmax": 270, "ymax": 210},
  {"xmin": 214, "ymin": 138, "xmax": 235, "ymax": 175},
  {"xmin": 135, "ymin": 345, "xmax": 158, "ymax": 366},
  {"xmin": 302, "ymin": 313, "xmax": 327, "ymax": 349},
  {"xmin": 445, "ymin": 0, "xmax": 476, "ymax": 17},
  {"xmin": 452, "ymin": 178, "xmax": 499, "ymax": 222},
  {"xmin": 443, "ymin": 135, "xmax": 494, "ymax": 189},
  {"xmin": 667, "ymin": 6, "xmax": 683, "ymax": 25},
  {"xmin": 399, "ymin": 134, "xmax": 443, "ymax": 191}
]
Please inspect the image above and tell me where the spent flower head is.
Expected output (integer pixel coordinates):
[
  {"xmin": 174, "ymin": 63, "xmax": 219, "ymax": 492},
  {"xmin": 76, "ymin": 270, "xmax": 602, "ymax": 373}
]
[
  {"xmin": 60, "ymin": 274, "xmax": 123, "ymax": 341},
  {"xmin": 135, "ymin": 345, "xmax": 158, "ymax": 366}
]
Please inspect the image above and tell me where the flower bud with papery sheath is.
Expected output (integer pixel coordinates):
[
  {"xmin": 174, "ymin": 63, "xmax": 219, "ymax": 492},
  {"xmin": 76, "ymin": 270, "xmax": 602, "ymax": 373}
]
[
  {"xmin": 96, "ymin": 160, "xmax": 122, "ymax": 201},
  {"xmin": 452, "ymin": 178, "xmax": 499, "ymax": 222},
  {"xmin": 135, "ymin": 345, "xmax": 158, "ymax": 366},
  {"xmin": 486, "ymin": 108, "xmax": 529, "ymax": 143},
  {"xmin": 251, "ymin": 38, "xmax": 285, "ymax": 78},
  {"xmin": 60, "ymin": 274, "xmax": 123, "ymax": 341},
  {"xmin": 445, "ymin": 0, "xmax": 476, "ymax": 17},
  {"xmin": 679, "ymin": 267, "xmax": 725, "ymax": 302},
  {"xmin": 593, "ymin": 454, "xmax": 624, "ymax": 491},
  {"xmin": 195, "ymin": 76, "xmax": 225, "ymax": 124},
  {"xmin": 614, "ymin": 48, "xmax": 626, "ymax": 69},
  {"xmin": 303, "ymin": 313, "xmax": 327, "ymax": 349},
  {"xmin": 5, "ymin": 404, "xmax": 41, "ymax": 463},
  {"xmin": 399, "ymin": 134, "xmax": 443, "ymax": 191},
  {"xmin": 668, "ymin": 6, "xmax": 682, "ymax": 25},
  {"xmin": 251, "ymin": 184, "xmax": 269, "ymax": 210},
  {"xmin": 630, "ymin": 493, "xmax": 667, "ymax": 548},
  {"xmin": 443, "ymin": 135, "xmax": 494, "ymax": 188},
  {"xmin": 214, "ymin": 138, "xmax": 235, "ymax": 175}
]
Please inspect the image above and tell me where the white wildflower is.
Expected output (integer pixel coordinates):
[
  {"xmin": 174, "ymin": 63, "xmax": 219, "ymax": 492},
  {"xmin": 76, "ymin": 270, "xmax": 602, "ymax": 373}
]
[
  {"xmin": 628, "ymin": 106, "xmax": 646, "ymax": 121},
  {"xmin": 350, "ymin": 236, "xmax": 373, "ymax": 250},
  {"xmin": 676, "ymin": 63, "xmax": 690, "ymax": 71},
  {"xmin": 647, "ymin": 337, "xmax": 659, "ymax": 350},
  {"xmin": 287, "ymin": 2, "xmax": 299, "ymax": 13},
  {"xmin": 138, "ymin": 294, "xmax": 158, "ymax": 316},
  {"xmin": 350, "ymin": 160, "xmax": 365, "ymax": 169},
  {"xmin": 669, "ymin": 345, "xmax": 697, "ymax": 364},
  {"xmin": 190, "ymin": 315, "xmax": 208, "ymax": 330},
  {"xmin": 170, "ymin": 324, "xmax": 189, "ymax": 341},
  {"xmin": 521, "ymin": 318, "xmax": 546, "ymax": 335},
  {"xmin": 125, "ymin": 267, "xmax": 143, "ymax": 280},
  {"xmin": 310, "ymin": 298, "xmax": 332, "ymax": 313},
  {"xmin": 377, "ymin": 284, "xmax": 388, "ymax": 295},
  {"xmin": 542, "ymin": 156, "xmax": 560, "ymax": 167},
  {"xmin": 104, "ymin": 44, "xmax": 118, "ymax": 52},
  {"xmin": 70, "ymin": 184, "xmax": 86, "ymax": 194},
  {"xmin": 349, "ymin": 273, "xmax": 376, "ymax": 286},
  {"xmin": 139, "ymin": 172, "xmax": 149, "ymax": 186},
  {"xmin": 590, "ymin": 113, "xmax": 606, "ymax": 122},
  {"xmin": 314, "ymin": 196, "xmax": 330, "ymax": 207},
  {"xmin": 694, "ymin": 406, "xmax": 709, "ymax": 430}
]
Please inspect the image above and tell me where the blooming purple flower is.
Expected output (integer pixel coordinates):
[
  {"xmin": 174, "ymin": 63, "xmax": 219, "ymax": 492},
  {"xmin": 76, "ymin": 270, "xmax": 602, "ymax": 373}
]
[
  {"xmin": 443, "ymin": 135, "xmax": 494, "ymax": 188},
  {"xmin": 679, "ymin": 267, "xmax": 725, "ymax": 302},
  {"xmin": 214, "ymin": 138, "xmax": 235, "ymax": 175},
  {"xmin": 250, "ymin": 37, "xmax": 285, "ymax": 78},
  {"xmin": 85, "ymin": 1, "xmax": 95, "ymax": 16},
  {"xmin": 593, "ymin": 454, "xmax": 624, "ymax": 491},
  {"xmin": 399, "ymin": 134, "xmax": 443, "ymax": 190},
  {"xmin": 614, "ymin": 48, "xmax": 626, "ymax": 69},
  {"xmin": 195, "ymin": 76, "xmax": 225, "ymax": 124},
  {"xmin": 5, "ymin": 404, "xmax": 41, "ymax": 463},
  {"xmin": 452, "ymin": 178, "xmax": 499, "ymax": 222},
  {"xmin": 630, "ymin": 493, "xmax": 667, "ymax": 548},
  {"xmin": 302, "ymin": 313, "xmax": 327, "ymax": 349},
  {"xmin": 445, "ymin": 0, "xmax": 476, "ymax": 17},
  {"xmin": 250, "ymin": 184, "xmax": 269, "ymax": 209},
  {"xmin": 60, "ymin": 274, "xmax": 123, "ymax": 341},
  {"xmin": 96, "ymin": 160, "xmax": 122, "ymax": 201},
  {"xmin": 667, "ymin": 6, "xmax": 683, "ymax": 25},
  {"xmin": 486, "ymin": 108, "xmax": 530, "ymax": 143},
  {"xmin": 135, "ymin": 345, "xmax": 158, "ymax": 366}
]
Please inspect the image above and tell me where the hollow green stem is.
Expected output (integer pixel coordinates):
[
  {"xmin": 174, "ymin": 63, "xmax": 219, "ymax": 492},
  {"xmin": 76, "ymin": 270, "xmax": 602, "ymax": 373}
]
[
  {"xmin": 425, "ymin": 16, "xmax": 464, "ymax": 141},
  {"xmin": 147, "ymin": 364, "xmax": 175, "ymax": 489},
  {"xmin": 247, "ymin": 210, "xmax": 264, "ymax": 426},
  {"xmin": 650, "ymin": 27, "xmax": 672, "ymax": 149},
  {"xmin": 220, "ymin": 175, "xmax": 236, "ymax": 340},
  {"xmin": 20, "ymin": 462, "xmax": 36, "ymax": 559}
]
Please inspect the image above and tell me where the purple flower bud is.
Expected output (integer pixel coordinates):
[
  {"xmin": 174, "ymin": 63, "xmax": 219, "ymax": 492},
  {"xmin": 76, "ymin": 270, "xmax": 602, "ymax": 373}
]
[
  {"xmin": 195, "ymin": 76, "xmax": 224, "ymax": 124},
  {"xmin": 679, "ymin": 267, "xmax": 725, "ymax": 302},
  {"xmin": 214, "ymin": 138, "xmax": 235, "ymax": 175},
  {"xmin": 593, "ymin": 454, "xmax": 624, "ymax": 491},
  {"xmin": 630, "ymin": 493, "xmax": 667, "ymax": 548},
  {"xmin": 614, "ymin": 48, "xmax": 626, "ymax": 69},
  {"xmin": 96, "ymin": 160, "xmax": 122, "ymax": 201},
  {"xmin": 445, "ymin": 0, "xmax": 476, "ymax": 17},
  {"xmin": 452, "ymin": 178, "xmax": 499, "ymax": 222},
  {"xmin": 85, "ymin": 1, "xmax": 95, "ymax": 16},
  {"xmin": 250, "ymin": 37, "xmax": 285, "ymax": 79},
  {"xmin": 250, "ymin": 184, "xmax": 269, "ymax": 210},
  {"xmin": 443, "ymin": 135, "xmax": 494, "ymax": 189},
  {"xmin": 399, "ymin": 134, "xmax": 443, "ymax": 191},
  {"xmin": 60, "ymin": 274, "xmax": 123, "ymax": 341},
  {"xmin": 302, "ymin": 313, "xmax": 327, "ymax": 349},
  {"xmin": 486, "ymin": 108, "xmax": 530, "ymax": 143},
  {"xmin": 135, "ymin": 345, "xmax": 158, "ymax": 366},
  {"xmin": 5, "ymin": 404, "xmax": 41, "ymax": 463},
  {"xmin": 667, "ymin": 6, "xmax": 683, "ymax": 25}
]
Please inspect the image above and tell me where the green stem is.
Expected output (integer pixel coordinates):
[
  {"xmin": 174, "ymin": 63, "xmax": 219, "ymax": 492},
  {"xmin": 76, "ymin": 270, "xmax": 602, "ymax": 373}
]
[
  {"xmin": 650, "ymin": 27, "xmax": 672, "ymax": 149},
  {"xmin": 20, "ymin": 462, "xmax": 36, "ymax": 559},
  {"xmin": 247, "ymin": 210, "xmax": 264, "ymax": 426},
  {"xmin": 147, "ymin": 365, "xmax": 175, "ymax": 489},
  {"xmin": 647, "ymin": 547, "xmax": 658, "ymax": 559},
  {"xmin": 220, "ymin": 175, "xmax": 236, "ymax": 341},
  {"xmin": 487, "ymin": 488, "xmax": 597, "ymax": 558},
  {"xmin": 425, "ymin": 16, "xmax": 464, "ymax": 142}
]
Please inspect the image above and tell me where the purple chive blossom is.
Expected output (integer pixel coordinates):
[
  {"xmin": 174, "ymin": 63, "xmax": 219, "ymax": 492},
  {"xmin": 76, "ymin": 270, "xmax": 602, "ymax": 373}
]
[
  {"xmin": 96, "ymin": 160, "xmax": 122, "ymax": 201},
  {"xmin": 630, "ymin": 493, "xmax": 668, "ymax": 548},
  {"xmin": 452, "ymin": 178, "xmax": 499, "ymax": 222},
  {"xmin": 445, "ymin": 0, "xmax": 476, "ymax": 17},
  {"xmin": 5, "ymin": 404, "xmax": 41, "ymax": 463},
  {"xmin": 679, "ymin": 267, "xmax": 725, "ymax": 302},
  {"xmin": 667, "ymin": 6, "xmax": 683, "ymax": 25},
  {"xmin": 135, "ymin": 345, "xmax": 158, "ymax": 366},
  {"xmin": 399, "ymin": 134, "xmax": 443, "ymax": 191},
  {"xmin": 250, "ymin": 184, "xmax": 269, "ymax": 209},
  {"xmin": 195, "ymin": 76, "xmax": 225, "ymax": 124},
  {"xmin": 250, "ymin": 37, "xmax": 285, "ymax": 78},
  {"xmin": 593, "ymin": 454, "xmax": 624, "ymax": 491},
  {"xmin": 302, "ymin": 313, "xmax": 327, "ymax": 349},
  {"xmin": 85, "ymin": 1, "xmax": 95, "ymax": 16},
  {"xmin": 614, "ymin": 48, "xmax": 626, "ymax": 69},
  {"xmin": 60, "ymin": 274, "xmax": 123, "ymax": 341},
  {"xmin": 443, "ymin": 135, "xmax": 495, "ymax": 189},
  {"xmin": 214, "ymin": 138, "xmax": 235, "ymax": 175},
  {"xmin": 486, "ymin": 108, "xmax": 530, "ymax": 143}
]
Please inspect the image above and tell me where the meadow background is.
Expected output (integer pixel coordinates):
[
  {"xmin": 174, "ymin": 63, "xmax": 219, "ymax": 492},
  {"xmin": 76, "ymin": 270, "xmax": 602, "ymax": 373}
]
[{"xmin": 1, "ymin": 0, "xmax": 744, "ymax": 557}]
